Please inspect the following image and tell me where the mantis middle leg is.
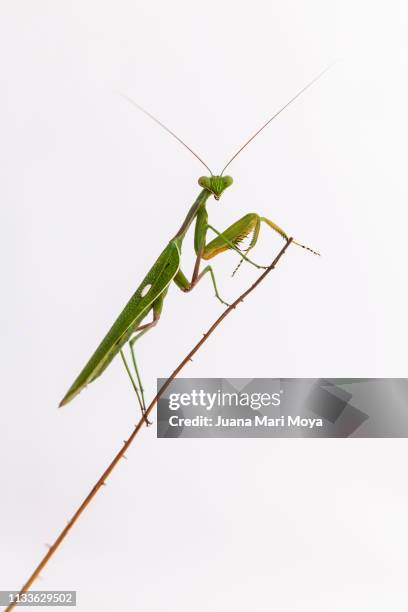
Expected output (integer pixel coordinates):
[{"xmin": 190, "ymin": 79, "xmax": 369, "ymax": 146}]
[{"xmin": 173, "ymin": 264, "xmax": 229, "ymax": 306}]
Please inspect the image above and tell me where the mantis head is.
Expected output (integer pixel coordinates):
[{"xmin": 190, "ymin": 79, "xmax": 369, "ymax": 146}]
[{"xmin": 198, "ymin": 175, "xmax": 233, "ymax": 200}]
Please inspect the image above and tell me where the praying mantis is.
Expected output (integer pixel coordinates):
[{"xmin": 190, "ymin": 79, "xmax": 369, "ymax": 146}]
[{"xmin": 59, "ymin": 69, "xmax": 328, "ymax": 418}]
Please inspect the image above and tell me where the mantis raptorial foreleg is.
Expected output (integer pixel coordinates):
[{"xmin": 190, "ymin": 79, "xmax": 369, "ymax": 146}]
[
  {"xmin": 203, "ymin": 213, "xmax": 318, "ymax": 275},
  {"xmin": 206, "ymin": 224, "xmax": 268, "ymax": 270}
]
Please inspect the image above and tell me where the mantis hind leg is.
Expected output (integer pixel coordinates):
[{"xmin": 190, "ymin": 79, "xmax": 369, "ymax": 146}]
[{"xmin": 120, "ymin": 294, "xmax": 165, "ymax": 425}]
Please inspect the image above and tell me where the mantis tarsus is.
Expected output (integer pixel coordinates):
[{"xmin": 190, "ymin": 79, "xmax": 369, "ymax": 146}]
[{"xmin": 59, "ymin": 69, "xmax": 328, "ymax": 417}]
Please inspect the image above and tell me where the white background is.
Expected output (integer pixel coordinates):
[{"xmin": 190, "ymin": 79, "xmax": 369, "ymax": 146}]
[{"xmin": 1, "ymin": 1, "xmax": 408, "ymax": 610}]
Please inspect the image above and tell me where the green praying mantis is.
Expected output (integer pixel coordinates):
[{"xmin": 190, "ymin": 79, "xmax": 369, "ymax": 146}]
[{"xmin": 59, "ymin": 69, "xmax": 328, "ymax": 419}]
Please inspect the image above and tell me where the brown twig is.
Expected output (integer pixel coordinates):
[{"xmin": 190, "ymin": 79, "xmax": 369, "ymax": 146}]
[{"xmin": 5, "ymin": 238, "xmax": 293, "ymax": 611}]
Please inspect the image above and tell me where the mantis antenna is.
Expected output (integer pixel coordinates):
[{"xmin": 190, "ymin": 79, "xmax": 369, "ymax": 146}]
[
  {"xmin": 119, "ymin": 93, "xmax": 214, "ymax": 175},
  {"xmin": 220, "ymin": 64, "xmax": 334, "ymax": 176}
]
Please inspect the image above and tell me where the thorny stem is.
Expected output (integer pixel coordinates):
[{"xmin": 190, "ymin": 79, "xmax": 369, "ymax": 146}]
[{"xmin": 5, "ymin": 238, "xmax": 293, "ymax": 612}]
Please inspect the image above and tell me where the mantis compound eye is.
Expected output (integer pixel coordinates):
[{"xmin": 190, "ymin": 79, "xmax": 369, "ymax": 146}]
[{"xmin": 198, "ymin": 176, "xmax": 212, "ymax": 190}]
